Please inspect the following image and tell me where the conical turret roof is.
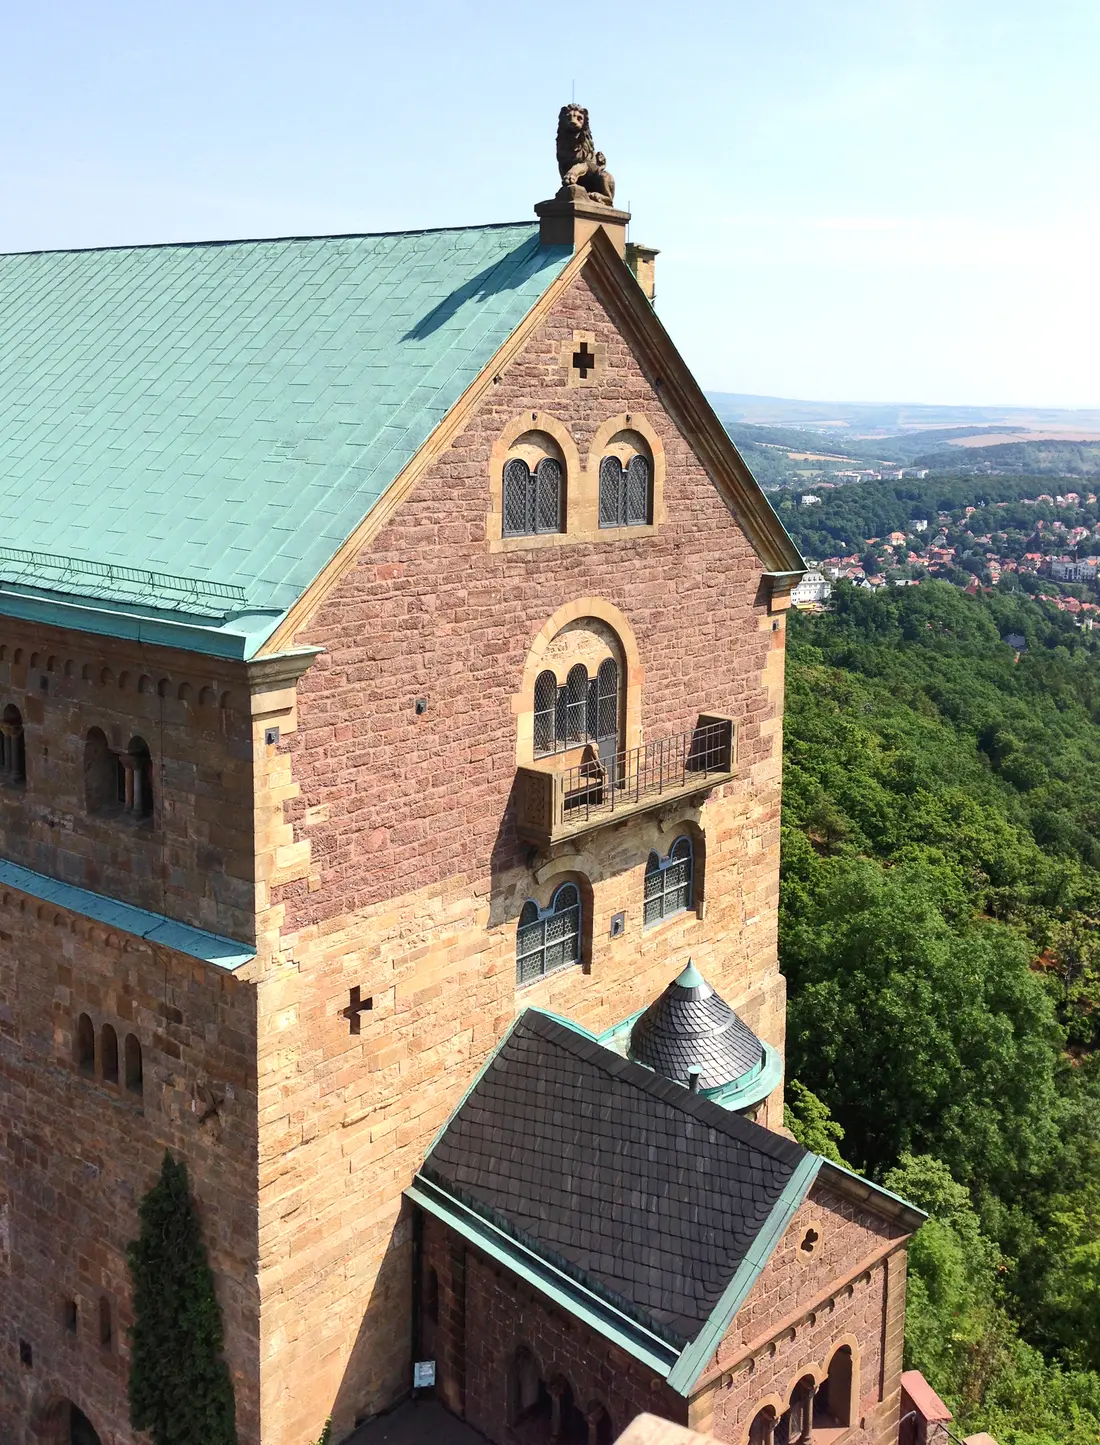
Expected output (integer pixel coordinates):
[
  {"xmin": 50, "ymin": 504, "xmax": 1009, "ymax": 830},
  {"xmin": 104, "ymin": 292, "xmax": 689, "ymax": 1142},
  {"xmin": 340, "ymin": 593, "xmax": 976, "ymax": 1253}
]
[{"xmin": 628, "ymin": 961, "xmax": 764, "ymax": 1091}]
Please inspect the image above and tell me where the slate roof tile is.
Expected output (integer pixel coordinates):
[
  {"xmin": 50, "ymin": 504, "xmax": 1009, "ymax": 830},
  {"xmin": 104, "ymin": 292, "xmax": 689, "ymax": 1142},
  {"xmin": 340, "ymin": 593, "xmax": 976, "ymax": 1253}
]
[{"xmin": 423, "ymin": 1011, "xmax": 806, "ymax": 1346}]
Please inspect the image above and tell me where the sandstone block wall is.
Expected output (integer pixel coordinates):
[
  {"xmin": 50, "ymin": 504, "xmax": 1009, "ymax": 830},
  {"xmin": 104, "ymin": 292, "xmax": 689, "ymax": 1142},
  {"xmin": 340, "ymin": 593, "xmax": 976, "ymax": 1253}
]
[
  {"xmin": 250, "ymin": 264, "xmax": 792, "ymax": 1443},
  {"xmin": 0, "ymin": 890, "xmax": 260, "ymax": 1445},
  {"xmin": 0, "ymin": 627, "xmax": 256, "ymax": 941}
]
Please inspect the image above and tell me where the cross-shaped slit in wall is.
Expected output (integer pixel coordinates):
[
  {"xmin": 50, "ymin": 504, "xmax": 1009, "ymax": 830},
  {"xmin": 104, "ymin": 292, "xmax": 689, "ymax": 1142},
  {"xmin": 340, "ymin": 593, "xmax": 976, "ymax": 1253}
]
[
  {"xmin": 572, "ymin": 341, "xmax": 595, "ymax": 379},
  {"xmin": 343, "ymin": 985, "xmax": 373, "ymax": 1035}
]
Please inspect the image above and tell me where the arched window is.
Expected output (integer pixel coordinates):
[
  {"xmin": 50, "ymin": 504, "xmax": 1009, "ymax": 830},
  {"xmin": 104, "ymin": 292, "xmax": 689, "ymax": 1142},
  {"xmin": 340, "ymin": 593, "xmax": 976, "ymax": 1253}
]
[
  {"xmin": 565, "ymin": 665, "xmax": 589, "ymax": 745},
  {"xmin": 1, "ymin": 704, "xmax": 26, "ymax": 784},
  {"xmin": 125, "ymin": 1034, "xmax": 143, "ymax": 1095},
  {"xmin": 123, "ymin": 737, "xmax": 154, "ymax": 818},
  {"xmin": 76, "ymin": 1014, "xmax": 95, "ymax": 1076},
  {"xmin": 586, "ymin": 1403, "xmax": 613, "ymax": 1445},
  {"xmin": 643, "ymin": 836, "xmax": 694, "ymax": 925},
  {"xmin": 503, "ymin": 451, "xmax": 564, "ymax": 537},
  {"xmin": 508, "ymin": 1347, "xmax": 548, "ymax": 1427},
  {"xmin": 749, "ymin": 1406, "xmax": 778, "ymax": 1445},
  {"xmin": 84, "ymin": 729, "xmax": 118, "ymax": 813},
  {"xmin": 516, "ymin": 883, "xmax": 582, "ymax": 985},
  {"xmin": 534, "ymin": 671, "xmax": 559, "ymax": 756},
  {"xmin": 101, "ymin": 1025, "xmax": 119, "ymax": 1085},
  {"xmin": 531, "ymin": 659, "xmax": 621, "ymax": 759},
  {"xmin": 820, "ymin": 1346, "xmax": 855, "ymax": 1429},
  {"xmin": 599, "ymin": 453, "xmax": 651, "ymax": 528}
]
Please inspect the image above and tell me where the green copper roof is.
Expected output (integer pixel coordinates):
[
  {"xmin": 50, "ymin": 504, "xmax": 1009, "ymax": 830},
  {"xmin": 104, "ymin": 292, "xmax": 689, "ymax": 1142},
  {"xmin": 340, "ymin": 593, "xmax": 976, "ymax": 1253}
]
[
  {"xmin": 0, "ymin": 224, "xmax": 571, "ymax": 658},
  {"xmin": 0, "ymin": 856, "xmax": 254, "ymax": 969}
]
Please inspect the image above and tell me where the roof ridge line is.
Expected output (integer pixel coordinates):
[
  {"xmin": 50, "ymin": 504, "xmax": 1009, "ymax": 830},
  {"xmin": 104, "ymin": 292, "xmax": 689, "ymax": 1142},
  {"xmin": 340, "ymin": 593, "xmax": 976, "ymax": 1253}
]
[{"xmin": 0, "ymin": 219, "xmax": 539, "ymax": 260}]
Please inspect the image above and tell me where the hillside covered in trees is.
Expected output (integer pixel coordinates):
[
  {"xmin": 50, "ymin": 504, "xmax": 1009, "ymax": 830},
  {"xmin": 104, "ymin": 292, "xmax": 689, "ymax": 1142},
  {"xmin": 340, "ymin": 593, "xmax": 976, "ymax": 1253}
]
[{"xmin": 780, "ymin": 584, "xmax": 1100, "ymax": 1445}]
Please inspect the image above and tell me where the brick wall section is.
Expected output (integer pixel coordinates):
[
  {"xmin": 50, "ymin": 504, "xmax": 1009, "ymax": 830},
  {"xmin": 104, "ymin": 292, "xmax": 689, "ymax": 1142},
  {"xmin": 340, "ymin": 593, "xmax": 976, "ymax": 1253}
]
[
  {"xmin": 0, "ymin": 626, "xmax": 257, "ymax": 941},
  {"xmin": 421, "ymin": 1213, "xmax": 688, "ymax": 1445},
  {"xmin": 250, "ymin": 265, "xmax": 792, "ymax": 1443},
  {"xmin": 0, "ymin": 891, "xmax": 261, "ymax": 1445}
]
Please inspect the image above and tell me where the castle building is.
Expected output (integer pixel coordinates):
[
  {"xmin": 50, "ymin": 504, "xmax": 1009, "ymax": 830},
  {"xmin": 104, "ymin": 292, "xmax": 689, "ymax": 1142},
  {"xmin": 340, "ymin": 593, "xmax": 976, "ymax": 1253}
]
[{"xmin": 0, "ymin": 111, "xmax": 920, "ymax": 1445}]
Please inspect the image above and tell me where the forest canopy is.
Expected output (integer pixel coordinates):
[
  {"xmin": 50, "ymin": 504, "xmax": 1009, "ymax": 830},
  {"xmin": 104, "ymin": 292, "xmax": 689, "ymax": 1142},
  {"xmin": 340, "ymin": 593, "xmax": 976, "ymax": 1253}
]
[{"xmin": 781, "ymin": 583, "xmax": 1100, "ymax": 1445}]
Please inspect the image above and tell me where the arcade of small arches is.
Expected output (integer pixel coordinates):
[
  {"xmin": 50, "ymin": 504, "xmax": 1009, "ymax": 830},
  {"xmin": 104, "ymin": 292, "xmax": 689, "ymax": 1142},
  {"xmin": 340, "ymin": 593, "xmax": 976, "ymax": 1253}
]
[
  {"xmin": 744, "ymin": 1343, "xmax": 859, "ymax": 1445},
  {"xmin": 507, "ymin": 1345, "xmax": 614, "ymax": 1445},
  {"xmin": 74, "ymin": 1011, "xmax": 144, "ymax": 1097},
  {"xmin": 0, "ymin": 643, "xmax": 241, "ymax": 708}
]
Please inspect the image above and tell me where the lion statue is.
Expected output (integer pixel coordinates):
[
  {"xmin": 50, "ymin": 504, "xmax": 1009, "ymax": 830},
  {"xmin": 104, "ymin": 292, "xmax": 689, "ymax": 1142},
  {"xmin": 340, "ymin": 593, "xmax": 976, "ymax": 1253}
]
[{"xmin": 555, "ymin": 104, "xmax": 616, "ymax": 206}]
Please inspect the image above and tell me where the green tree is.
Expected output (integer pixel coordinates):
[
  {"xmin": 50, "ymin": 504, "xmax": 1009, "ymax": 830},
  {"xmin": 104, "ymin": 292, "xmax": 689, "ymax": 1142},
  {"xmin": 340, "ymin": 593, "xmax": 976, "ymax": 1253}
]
[
  {"xmin": 128, "ymin": 1153, "xmax": 238, "ymax": 1445},
  {"xmin": 783, "ymin": 1079, "xmax": 849, "ymax": 1164}
]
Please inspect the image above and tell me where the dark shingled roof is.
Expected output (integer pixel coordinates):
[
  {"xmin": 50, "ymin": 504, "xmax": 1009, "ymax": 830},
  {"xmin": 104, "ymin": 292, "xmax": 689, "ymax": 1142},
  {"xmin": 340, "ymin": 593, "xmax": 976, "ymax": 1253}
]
[
  {"xmin": 422, "ymin": 1010, "xmax": 806, "ymax": 1345},
  {"xmin": 629, "ymin": 961, "xmax": 764, "ymax": 1091}
]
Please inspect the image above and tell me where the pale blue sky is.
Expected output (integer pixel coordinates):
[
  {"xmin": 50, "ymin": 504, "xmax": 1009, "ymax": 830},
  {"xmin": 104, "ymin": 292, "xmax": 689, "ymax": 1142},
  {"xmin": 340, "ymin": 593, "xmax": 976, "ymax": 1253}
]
[{"xmin": 2, "ymin": 1, "xmax": 1097, "ymax": 407}]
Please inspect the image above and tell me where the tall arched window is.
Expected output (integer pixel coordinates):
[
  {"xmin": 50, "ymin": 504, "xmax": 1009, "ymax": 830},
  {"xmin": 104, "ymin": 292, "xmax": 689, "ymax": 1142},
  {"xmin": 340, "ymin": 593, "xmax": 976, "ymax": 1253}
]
[
  {"xmin": 517, "ymin": 883, "xmax": 582, "ymax": 985},
  {"xmin": 508, "ymin": 1346, "xmax": 548, "ymax": 1427},
  {"xmin": 644, "ymin": 836, "xmax": 694, "ymax": 925},
  {"xmin": 599, "ymin": 453, "xmax": 651, "ymax": 528},
  {"xmin": 101, "ymin": 1025, "xmax": 119, "ymax": 1085},
  {"xmin": 123, "ymin": 737, "xmax": 154, "ymax": 818},
  {"xmin": 820, "ymin": 1346, "xmax": 854, "ymax": 1429},
  {"xmin": 534, "ymin": 670, "xmax": 559, "ymax": 756},
  {"xmin": 749, "ymin": 1406, "xmax": 778, "ymax": 1445},
  {"xmin": 565, "ymin": 665, "xmax": 589, "ymax": 745},
  {"xmin": 84, "ymin": 729, "xmax": 118, "ymax": 813},
  {"xmin": 125, "ymin": 1034, "xmax": 143, "ymax": 1095},
  {"xmin": 76, "ymin": 1014, "xmax": 95, "ymax": 1076},
  {"xmin": 503, "ymin": 439, "xmax": 565, "ymax": 537},
  {"xmin": 1, "ymin": 704, "xmax": 26, "ymax": 784}
]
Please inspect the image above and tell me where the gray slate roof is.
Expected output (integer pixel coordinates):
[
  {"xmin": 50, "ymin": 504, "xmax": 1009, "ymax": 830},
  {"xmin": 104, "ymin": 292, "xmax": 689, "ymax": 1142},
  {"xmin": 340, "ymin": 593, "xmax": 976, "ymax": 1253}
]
[
  {"xmin": 629, "ymin": 961, "xmax": 764, "ymax": 1091},
  {"xmin": 422, "ymin": 1010, "xmax": 806, "ymax": 1345}
]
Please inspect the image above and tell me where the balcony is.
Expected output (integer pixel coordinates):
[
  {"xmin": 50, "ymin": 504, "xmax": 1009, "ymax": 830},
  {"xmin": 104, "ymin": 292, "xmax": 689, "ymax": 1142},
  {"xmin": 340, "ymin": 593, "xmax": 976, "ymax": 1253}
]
[{"xmin": 515, "ymin": 716, "xmax": 736, "ymax": 849}]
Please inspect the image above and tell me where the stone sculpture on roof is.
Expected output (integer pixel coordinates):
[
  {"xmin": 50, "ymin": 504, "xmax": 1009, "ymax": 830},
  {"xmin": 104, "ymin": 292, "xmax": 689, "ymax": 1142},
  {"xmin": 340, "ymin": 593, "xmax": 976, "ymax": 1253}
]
[{"xmin": 555, "ymin": 103, "xmax": 616, "ymax": 206}]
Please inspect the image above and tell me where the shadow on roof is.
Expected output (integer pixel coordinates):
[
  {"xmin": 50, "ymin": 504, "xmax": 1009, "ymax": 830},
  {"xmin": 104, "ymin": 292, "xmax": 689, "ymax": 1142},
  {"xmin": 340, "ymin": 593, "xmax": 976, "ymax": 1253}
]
[{"xmin": 403, "ymin": 243, "xmax": 548, "ymax": 341}]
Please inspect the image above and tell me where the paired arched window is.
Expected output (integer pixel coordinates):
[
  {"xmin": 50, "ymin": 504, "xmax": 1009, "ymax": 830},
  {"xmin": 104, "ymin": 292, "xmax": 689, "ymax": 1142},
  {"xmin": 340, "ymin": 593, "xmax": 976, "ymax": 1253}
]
[
  {"xmin": 504, "ymin": 456, "xmax": 564, "ymax": 536},
  {"xmin": 533, "ymin": 659, "xmax": 620, "ymax": 759},
  {"xmin": 1, "ymin": 704, "xmax": 26, "ymax": 784},
  {"xmin": 517, "ymin": 883, "xmax": 582, "ymax": 985},
  {"xmin": 599, "ymin": 452, "xmax": 651, "ymax": 528},
  {"xmin": 503, "ymin": 431, "xmax": 566, "ymax": 537},
  {"xmin": 644, "ymin": 836, "xmax": 694, "ymax": 925},
  {"xmin": 84, "ymin": 730, "xmax": 154, "ymax": 820}
]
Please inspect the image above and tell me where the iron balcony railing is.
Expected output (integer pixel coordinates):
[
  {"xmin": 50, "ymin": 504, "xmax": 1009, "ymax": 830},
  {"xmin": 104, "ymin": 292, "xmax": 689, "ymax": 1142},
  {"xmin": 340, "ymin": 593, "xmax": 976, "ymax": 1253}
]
[{"xmin": 515, "ymin": 715, "xmax": 736, "ymax": 847}]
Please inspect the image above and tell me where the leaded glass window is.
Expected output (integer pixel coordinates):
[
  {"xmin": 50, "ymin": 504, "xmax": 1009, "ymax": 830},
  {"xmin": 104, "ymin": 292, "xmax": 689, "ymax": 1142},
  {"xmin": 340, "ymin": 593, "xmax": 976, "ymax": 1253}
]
[
  {"xmin": 503, "ymin": 457, "xmax": 563, "ymax": 537},
  {"xmin": 531, "ymin": 660, "xmax": 620, "ymax": 758},
  {"xmin": 534, "ymin": 671, "xmax": 558, "ymax": 756},
  {"xmin": 643, "ymin": 836, "xmax": 694, "ymax": 926},
  {"xmin": 516, "ymin": 884, "xmax": 582, "ymax": 985},
  {"xmin": 599, "ymin": 453, "xmax": 651, "ymax": 528}
]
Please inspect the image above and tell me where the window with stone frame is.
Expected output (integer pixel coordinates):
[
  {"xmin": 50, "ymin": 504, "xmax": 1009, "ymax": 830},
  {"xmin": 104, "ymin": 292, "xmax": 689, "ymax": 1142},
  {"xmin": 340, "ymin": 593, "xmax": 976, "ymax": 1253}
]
[
  {"xmin": 598, "ymin": 431, "xmax": 652, "ymax": 528},
  {"xmin": 516, "ymin": 883, "xmax": 582, "ymax": 985},
  {"xmin": 502, "ymin": 431, "xmax": 566, "ymax": 538},
  {"xmin": 643, "ymin": 835, "xmax": 694, "ymax": 925}
]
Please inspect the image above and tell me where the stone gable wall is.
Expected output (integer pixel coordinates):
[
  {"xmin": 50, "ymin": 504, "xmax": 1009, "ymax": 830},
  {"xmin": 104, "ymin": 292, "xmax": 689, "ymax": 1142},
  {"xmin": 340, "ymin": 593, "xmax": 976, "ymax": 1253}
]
[
  {"xmin": 688, "ymin": 1184, "xmax": 911, "ymax": 1445},
  {"xmin": 0, "ymin": 627, "xmax": 256, "ymax": 941},
  {"xmin": 252, "ymin": 264, "xmax": 790, "ymax": 1444},
  {"xmin": 0, "ymin": 891, "xmax": 260, "ymax": 1445}
]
